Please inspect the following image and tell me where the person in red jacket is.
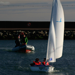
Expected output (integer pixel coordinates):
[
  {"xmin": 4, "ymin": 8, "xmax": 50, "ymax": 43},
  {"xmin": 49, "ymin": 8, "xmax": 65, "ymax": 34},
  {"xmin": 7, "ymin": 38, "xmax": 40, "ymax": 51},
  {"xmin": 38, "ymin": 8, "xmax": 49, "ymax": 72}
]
[
  {"xmin": 33, "ymin": 58, "xmax": 41, "ymax": 65},
  {"xmin": 42, "ymin": 58, "xmax": 49, "ymax": 66},
  {"xmin": 30, "ymin": 58, "xmax": 41, "ymax": 66}
]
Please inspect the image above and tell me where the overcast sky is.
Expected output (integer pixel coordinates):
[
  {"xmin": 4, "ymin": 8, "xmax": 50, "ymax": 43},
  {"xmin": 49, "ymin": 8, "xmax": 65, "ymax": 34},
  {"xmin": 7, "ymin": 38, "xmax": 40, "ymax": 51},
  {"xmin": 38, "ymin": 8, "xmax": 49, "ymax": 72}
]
[{"xmin": 0, "ymin": 0, "xmax": 75, "ymax": 21}]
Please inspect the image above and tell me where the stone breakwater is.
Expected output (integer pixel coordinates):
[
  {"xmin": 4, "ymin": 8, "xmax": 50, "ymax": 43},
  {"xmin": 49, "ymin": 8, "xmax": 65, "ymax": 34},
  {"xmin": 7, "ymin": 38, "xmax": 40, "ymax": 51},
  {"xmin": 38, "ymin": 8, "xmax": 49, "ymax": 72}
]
[{"xmin": 0, "ymin": 30, "xmax": 75, "ymax": 40}]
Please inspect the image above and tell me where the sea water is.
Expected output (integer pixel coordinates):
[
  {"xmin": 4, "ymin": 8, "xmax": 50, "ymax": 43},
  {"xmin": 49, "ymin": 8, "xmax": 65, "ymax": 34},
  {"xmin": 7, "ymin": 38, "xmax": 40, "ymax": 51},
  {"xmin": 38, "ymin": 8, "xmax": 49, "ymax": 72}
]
[{"xmin": 0, "ymin": 40, "xmax": 75, "ymax": 75}]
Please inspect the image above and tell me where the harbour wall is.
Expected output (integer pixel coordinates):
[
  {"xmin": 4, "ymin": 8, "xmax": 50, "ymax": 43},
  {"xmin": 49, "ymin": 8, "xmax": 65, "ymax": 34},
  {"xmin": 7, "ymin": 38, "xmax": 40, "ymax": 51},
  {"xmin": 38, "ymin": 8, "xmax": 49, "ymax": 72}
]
[
  {"xmin": 0, "ymin": 30, "xmax": 75, "ymax": 40},
  {"xmin": 0, "ymin": 21, "xmax": 75, "ymax": 40}
]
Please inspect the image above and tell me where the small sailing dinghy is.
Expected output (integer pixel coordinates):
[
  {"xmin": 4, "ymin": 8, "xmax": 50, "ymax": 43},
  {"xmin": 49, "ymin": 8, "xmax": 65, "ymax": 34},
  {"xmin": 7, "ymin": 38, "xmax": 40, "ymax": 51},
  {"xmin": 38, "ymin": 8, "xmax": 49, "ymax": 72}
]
[{"xmin": 30, "ymin": 0, "xmax": 64, "ymax": 72}]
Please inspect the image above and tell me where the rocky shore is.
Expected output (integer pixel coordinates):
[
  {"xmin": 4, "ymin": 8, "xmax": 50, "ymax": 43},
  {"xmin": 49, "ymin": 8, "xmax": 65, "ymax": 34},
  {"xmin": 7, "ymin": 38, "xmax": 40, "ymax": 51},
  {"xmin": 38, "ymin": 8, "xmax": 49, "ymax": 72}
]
[{"xmin": 0, "ymin": 30, "xmax": 75, "ymax": 40}]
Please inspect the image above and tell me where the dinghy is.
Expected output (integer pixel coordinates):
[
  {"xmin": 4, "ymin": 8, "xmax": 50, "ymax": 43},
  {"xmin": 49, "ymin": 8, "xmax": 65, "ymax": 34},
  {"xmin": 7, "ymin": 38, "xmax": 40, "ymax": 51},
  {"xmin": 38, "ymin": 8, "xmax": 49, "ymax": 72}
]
[
  {"xmin": 30, "ymin": 0, "xmax": 64, "ymax": 72},
  {"xmin": 12, "ymin": 45, "xmax": 35, "ymax": 53}
]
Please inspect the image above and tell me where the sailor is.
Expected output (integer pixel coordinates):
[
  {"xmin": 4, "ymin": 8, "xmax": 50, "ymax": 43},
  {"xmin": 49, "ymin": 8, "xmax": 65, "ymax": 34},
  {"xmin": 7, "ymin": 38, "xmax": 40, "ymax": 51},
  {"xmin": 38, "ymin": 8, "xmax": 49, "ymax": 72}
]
[
  {"xmin": 30, "ymin": 58, "xmax": 41, "ymax": 66},
  {"xmin": 21, "ymin": 35, "xmax": 28, "ymax": 45},
  {"xmin": 42, "ymin": 58, "xmax": 49, "ymax": 66},
  {"xmin": 20, "ymin": 32, "xmax": 24, "ymax": 40},
  {"xmin": 15, "ymin": 35, "xmax": 20, "ymax": 47},
  {"xmin": 33, "ymin": 58, "xmax": 41, "ymax": 65}
]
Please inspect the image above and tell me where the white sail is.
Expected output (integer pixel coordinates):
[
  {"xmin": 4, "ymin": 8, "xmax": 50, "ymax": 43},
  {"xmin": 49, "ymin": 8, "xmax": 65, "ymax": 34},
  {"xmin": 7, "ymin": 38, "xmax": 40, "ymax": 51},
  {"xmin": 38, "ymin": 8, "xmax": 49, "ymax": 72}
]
[
  {"xmin": 46, "ymin": 20, "xmax": 56, "ymax": 63},
  {"xmin": 46, "ymin": 0, "xmax": 56, "ymax": 63},
  {"xmin": 46, "ymin": 0, "xmax": 64, "ymax": 62},
  {"xmin": 53, "ymin": 0, "xmax": 64, "ymax": 59}
]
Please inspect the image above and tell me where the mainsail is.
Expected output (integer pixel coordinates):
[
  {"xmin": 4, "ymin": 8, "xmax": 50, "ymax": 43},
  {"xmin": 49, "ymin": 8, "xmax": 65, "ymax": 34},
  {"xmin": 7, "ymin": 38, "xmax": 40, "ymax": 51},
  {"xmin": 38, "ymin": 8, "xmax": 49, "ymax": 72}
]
[
  {"xmin": 54, "ymin": 0, "xmax": 64, "ymax": 59},
  {"xmin": 46, "ymin": 0, "xmax": 64, "ymax": 63}
]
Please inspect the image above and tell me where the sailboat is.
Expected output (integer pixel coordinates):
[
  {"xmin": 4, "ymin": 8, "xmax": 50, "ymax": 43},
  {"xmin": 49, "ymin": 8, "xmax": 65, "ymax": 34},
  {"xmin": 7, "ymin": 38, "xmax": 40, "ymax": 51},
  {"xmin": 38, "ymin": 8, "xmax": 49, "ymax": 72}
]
[{"xmin": 30, "ymin": 0, "xmax": 64, "ymax": 72}]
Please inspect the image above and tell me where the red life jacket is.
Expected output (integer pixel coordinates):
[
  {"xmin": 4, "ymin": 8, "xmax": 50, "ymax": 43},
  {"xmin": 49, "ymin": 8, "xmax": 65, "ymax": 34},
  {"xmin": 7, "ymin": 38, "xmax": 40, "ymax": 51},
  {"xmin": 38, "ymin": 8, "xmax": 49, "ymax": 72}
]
[
  {"xmin": 33, "ymin": 61, "xmax": 41, "ymax": 65},
  {"xmin": 42, "ymin": 61, "xmax": 49, "ymax": 65}
]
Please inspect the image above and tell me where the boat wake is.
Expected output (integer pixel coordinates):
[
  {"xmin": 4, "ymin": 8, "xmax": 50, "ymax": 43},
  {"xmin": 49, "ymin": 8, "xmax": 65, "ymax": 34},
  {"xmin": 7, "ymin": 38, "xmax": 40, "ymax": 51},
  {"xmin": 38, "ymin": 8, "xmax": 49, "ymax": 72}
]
[
  {"xmin": 0, "ymin": 47, "xmax": 12, "ymax": 51},
  {"xmin": 17, "ymin": 66, "xmax": 30, "ymax": 71},
  {"xmin": 53, "ymin": 69, "xmax": 60, "ymax": 72}
]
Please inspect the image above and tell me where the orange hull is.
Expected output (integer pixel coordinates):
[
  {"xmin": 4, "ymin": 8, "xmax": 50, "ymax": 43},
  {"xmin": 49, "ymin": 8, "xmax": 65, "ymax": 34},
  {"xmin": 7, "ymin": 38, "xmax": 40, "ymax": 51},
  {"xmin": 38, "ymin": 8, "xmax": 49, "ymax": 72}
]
[{"xmin": 15, "ymin": 49, "xmax": 32, "ymax": 53}]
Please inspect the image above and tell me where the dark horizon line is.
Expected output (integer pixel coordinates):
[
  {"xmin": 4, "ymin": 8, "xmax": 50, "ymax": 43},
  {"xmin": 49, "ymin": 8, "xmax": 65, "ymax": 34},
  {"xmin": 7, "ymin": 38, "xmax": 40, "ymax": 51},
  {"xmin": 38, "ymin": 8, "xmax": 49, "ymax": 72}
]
[{"xmin": 0, "ymin": 21, "xmax": 75, "ymax": 28}]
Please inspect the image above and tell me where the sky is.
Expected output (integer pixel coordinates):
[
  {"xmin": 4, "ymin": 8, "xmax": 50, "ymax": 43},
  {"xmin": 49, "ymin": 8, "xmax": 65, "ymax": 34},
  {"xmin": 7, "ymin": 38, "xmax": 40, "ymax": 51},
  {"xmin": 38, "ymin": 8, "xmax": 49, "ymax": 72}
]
[{"xmin": 0, "ymin": 0, "xmax": 75, "ymax": 21}]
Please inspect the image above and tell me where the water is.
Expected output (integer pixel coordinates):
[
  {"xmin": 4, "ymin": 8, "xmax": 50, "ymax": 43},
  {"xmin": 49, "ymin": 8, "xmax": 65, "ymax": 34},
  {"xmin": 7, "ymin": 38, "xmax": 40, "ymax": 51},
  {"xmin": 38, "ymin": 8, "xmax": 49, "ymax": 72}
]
[{"xmin": 0, "ymin": 40, "xmax": 75, "ymax": 75}]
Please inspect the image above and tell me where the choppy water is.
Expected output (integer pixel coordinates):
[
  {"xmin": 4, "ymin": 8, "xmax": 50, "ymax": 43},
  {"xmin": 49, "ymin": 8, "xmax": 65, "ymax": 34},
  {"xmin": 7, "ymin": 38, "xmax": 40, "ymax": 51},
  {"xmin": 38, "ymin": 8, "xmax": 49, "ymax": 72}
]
[{"xmin": 0, "ymin": 40, "xmax": 75, "ymax": 75}]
